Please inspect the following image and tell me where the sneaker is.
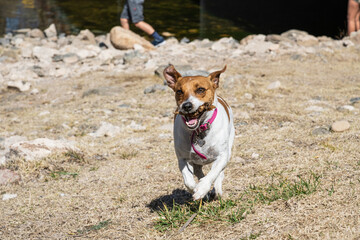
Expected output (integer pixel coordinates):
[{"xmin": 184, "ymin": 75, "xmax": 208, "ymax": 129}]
[{"xmin": 151, "ymin": 37, "xmax": 165, "ymax": 47}]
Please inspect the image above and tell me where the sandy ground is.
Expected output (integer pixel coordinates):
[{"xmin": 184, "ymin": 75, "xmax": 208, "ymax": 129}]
[{"xmin": 1, "ymin": 46, "xmax": 360, "ymax": 240}]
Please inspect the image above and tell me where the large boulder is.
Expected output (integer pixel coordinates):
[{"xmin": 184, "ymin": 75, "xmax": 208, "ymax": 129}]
[{"xmin": 110, "ymin": 26, "xmax": 155, "ymax": 50}]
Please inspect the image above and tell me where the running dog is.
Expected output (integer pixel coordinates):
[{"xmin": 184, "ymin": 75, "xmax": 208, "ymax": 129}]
[{"xmin": 163, "ymin": 65, "xmax": 235, "ymax": 200}]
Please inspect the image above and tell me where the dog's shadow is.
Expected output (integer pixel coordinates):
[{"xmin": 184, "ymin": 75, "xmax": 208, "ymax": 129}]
[{"xmin": 147, "ymin": 189, "xmax": 192, "ymax": 211}]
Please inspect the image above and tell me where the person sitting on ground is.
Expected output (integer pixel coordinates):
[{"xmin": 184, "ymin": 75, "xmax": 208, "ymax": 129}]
[
  {"xmin": 120, "ymin": 0, "xmax": 164, "ymax": 46},
  {"xmin": 347, "ymin": 0, "xmax": 360, "ymax": 35}
]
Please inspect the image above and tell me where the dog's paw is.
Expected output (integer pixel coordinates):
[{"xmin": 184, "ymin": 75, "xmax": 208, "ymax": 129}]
[{"xmin": 193, "ymin": 180, "xmax": 211, "ymax": 200}]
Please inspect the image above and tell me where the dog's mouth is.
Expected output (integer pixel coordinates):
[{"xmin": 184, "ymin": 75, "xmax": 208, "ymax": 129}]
[
  {"xmin": 183, "ymin": 112, "xmax": 204, "ymax": 129},
  {"xmin": 177, "ymin": 103, "xmax": 215, "ymax": 130}
]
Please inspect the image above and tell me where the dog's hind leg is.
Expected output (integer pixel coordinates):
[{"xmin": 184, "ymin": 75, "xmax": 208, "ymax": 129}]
[
  {"xmin": 213, "ymin": 170, "xmax": 225, "ymax": 199},
  {"xmin": 193, "ymin": 164, "xmax": 205, "ymax": 180}
]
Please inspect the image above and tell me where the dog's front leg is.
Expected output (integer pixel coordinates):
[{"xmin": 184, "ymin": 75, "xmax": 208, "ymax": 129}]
[
  {"xmin": 193, "ymin": 152, "xmax": 229, "ymax": 200},
  {"xmin": 178, "ymin": 158, "xmax": 196, "ymax": 193}
]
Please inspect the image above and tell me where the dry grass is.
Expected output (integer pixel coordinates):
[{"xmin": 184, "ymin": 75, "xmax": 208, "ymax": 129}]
[{"xmin": 1, "ymin": 48, "xmax": 360, "ymax": 239}]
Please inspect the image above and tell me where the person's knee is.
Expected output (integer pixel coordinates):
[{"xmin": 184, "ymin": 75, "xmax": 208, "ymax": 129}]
[
  {"xmin": 120, "ymin": 18, "xmax": 129, "ymax": 24},
  {"xmin": 134, "ymin": 21, "xmax": 143, "ymax": 28}
]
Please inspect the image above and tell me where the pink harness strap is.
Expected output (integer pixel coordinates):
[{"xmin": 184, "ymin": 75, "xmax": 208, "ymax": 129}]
[{"xmin": 182, "ymin": 108, "xmax": 218, "ymax": 160}]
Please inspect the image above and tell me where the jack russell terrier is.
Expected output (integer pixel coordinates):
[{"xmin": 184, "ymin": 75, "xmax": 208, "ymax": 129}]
[{"xmin": 163, "ymin": 65, "xmax": 235, "ymax": 200}]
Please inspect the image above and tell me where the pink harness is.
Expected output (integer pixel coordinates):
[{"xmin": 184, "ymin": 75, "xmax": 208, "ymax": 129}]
[{"xmin": 182, "ymin": 108, "xmax": 218, "ymax": 160}]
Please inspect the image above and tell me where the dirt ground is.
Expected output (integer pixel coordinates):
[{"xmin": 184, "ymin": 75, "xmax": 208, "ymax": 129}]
[{"xmin": 1, "ymin": 47, "xmax": 360, "ymax": 239}]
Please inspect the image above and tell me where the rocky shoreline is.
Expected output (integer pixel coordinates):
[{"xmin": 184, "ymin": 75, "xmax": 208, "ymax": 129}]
[{"xmin": 1, "ymin": 24, "xmax": 360, "ymax": 94}]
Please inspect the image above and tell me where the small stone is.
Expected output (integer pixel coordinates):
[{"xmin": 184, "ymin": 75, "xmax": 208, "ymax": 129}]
[
  {"xmin": 29, "ymin": 29, "xmax": 45, "ymax": 39},
  {"xmin": 62, "ymin": 53, "xmax": 79, "ymax": 64},
  {"xmin": 144, "ymin": 84, "xmax": 167, "ymax": 94},
  {"xmin": 7, "ymin": 80, "xmax": 31, "ymax": 92},
  {"xmin": 44, "ymin": 23, "xmax": 57, "ymax": 39},
  {"xmin": 251, "ymin": 153, "xmax": 259, "ymax": 159},
  {"xmin": 77, "ymin": 29, "xmax": 96, "ymax": 45},
  {"xmin": 305, "ymin": 106, "xmax": 324, "ymax": 112},
  {"xmin": 331, "ymin": 121, "xmax": 350, "ymax": 132},
  {"xmin": 267, "ymin": 81, "xmax": 281, "ymax": 90},
  {"xmin": 350, "ymin": 97, "xmax": 360, "ymax": 104},
  {"xmin": 89, "ymin": 122, "xmax": 122, "ymax": 138},
  {"xmin": 312, "ymin": 127, "xmax": 330, "ymax": 136},
  {"xmin": 243, "ymin": 93, "xmax": 253, "ymax": 100},
  {"xmin": 337, "ymin": 105, "xmax": 355, "ymax": 112},
  {"xmin": 2, "ymin": 193, "xmax": 18, "ymax": 201},
  {"xmin": 0, "ymin": 169, "xmax": 20, "ymax": 185}
]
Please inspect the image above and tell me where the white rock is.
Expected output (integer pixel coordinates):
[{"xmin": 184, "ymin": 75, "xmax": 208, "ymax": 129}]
[
  {"xmin": 243, "ymin": 93, "xmax": 253, "ymax": 99},
  {"xmin": 44, "ymin": 23, "xmax": 57, "ymax": 39},
  {"xmin": 2, "ymin": 193, "xmax": 17, "ymax": 201},
  {"xmin": 86, "ymin": 44, "xmax": 102, "ymax": 54},
  {"xmin": 29, "ymin": 28, "xmax": 45, "ymax": 39},
  {"xmin": 39, "ymin": 111, "xmax": 50, "ymax": 116},
  {"xmin": 77, "ymin": 29, "xmax": 96, "ymax": 45},
  {"xmin": 8, "ymin": 138, "xmax": 79, "ymax": 161},
  {"xmin": 145, "ymin": 59, "xmax": 157, "ymax": 70},
  {"xmin": 33, "ymin": 46, "xmax": 58, "ymax": 62},
  {"xmin": 211, "ymin": 41, "xmax": 227, "ymax": 52},
  {"xmin": 0, "ymin": 135, "xmax": 28, "ymax": 150},
  {"xmin": 30, "ymin": 88, "xmax": 39, "ymax": 95},
  {"xmin": 251, "ymin": 153, "xmax": 260, "ymax": 159},
  {"xmin": 331, "ymin": 120, "xmax": 350, "ymax": 132},
  {"xmin": 77, "ymin": 49, "xmax": 97, "ymax": 59},
  {"xmin": 89, "ymin": 122, "xmax": 122, "ymax": 138},
  {"xmin": 133, "ymin": 43, "xmax": 145, "ymax": 51},
  {"xmin": 7, "ymin": 80, "xmax": 31, "ymax": 92},
  {"xmin": 305, "ymin": 106, "xmax": 325, "ymax": 112},
  {"xmin": 128, "ymin": 121, "xmax": 146, "ymax": 130},
  {"xmin": 338, "ymin": 105, "xmax": 355, "ymax": 112},
  {"xmin": 267, "ymin": 81, "xmax": 281, "ymax": 90}
]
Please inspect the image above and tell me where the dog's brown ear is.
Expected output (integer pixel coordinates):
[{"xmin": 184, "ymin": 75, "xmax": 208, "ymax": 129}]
[
  {"xmin": 209, "ymin": 65, "xmax": 227, "ymax": 88},
  {"xmin": 163, "ymin": 64, "xmax": 182, "ymax": 91}
]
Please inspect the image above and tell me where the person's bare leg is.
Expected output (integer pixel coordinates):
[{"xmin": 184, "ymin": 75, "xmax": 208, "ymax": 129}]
[
  {"xmin": 347, "ymin": 0, "xmax": 360, "ymax": 35},
  {"xmin": 356, "ymin": 10, "xmax": 360, "ymax": 31},
  {"xmin": 120, "ymin": 18, "xmax": 130, "ymax": 30},
  {"xmin": 134, "ymin": 21, "xmax": 155, "ymax": 35}
]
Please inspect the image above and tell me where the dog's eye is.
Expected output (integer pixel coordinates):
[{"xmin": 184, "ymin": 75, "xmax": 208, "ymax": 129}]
[
  {"xmin": 176, "ymin": 90, "xmax": 183, "ymax": 95},
  {"xmin": 196, "ymin": 87, "xmax": 206, "ymax": 94}
]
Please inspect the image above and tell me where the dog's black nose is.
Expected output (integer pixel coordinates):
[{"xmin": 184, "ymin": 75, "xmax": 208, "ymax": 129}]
[{"xmin": 182, "ymin": 102, "xmax": 193, "ymax": 112}]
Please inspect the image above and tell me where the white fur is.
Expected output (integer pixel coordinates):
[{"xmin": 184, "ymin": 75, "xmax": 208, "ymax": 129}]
[
  {"xmin": 173, "ymin": 93, "xmax": 235, "ymax": 200},
  {"xmin": 179, "ymin": 95, "xmax": 204, "ymax": 114}
]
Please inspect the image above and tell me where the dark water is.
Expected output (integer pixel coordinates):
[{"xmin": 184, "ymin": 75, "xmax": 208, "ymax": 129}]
[{"xmin": 0, "ymin": 0, "xmax": 348, "ymax": 40}]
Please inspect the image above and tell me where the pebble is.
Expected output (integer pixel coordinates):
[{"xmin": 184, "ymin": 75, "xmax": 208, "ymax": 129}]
[
  {"xmin": 2, "ymin": 193, "xmax": 18, "ymax": 201},
  {"xmin": 243, "ymin": 93, "xmax": 253, "ymax": 100},
  {"xmin": 331, "ymin": 120, "xmax": 350, "ymax": 132},
  {"xmin": 312, "ymin": 127, "xmax": 331, "ymax": 136},
  {"xmin": 337, "ymin": 105, "xmax": 355, "ymax": 112},
  {"xmin": 7, "ymin": 80, "xmax": 31, "ymax": 92},
  {"xmin": 350, "ymin": 97, "xmax": 360, "ymax": 104},
  {"xmin": 305, "ymin": 106, "xmax": 325, "ymax": 112},
  {"xmin": 267, "ymin": 81, "xmax": 281, "ymax": 90}
]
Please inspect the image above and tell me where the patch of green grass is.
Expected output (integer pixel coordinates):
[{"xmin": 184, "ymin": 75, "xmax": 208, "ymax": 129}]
[
  {"xmin": 248, "ymin": 173, "xmax": 321, "ymax": 205},
  {"xmin": 64, "ymin": 149, "xmax": 86, "ymax": 163},
  {"xmin": 120, "ymin": 150, "xmax": 138, "ymax": 160},
  {"xmin": 50, "ymin": 171, "xmax": 78, "ymax": 179},
  {"xmin": 154, "ymin": 173, "xmax": 321, "ymax": 232},
  {"xmin": 76, "ymin": 219, "xmax": 111, "ymax": 234}
]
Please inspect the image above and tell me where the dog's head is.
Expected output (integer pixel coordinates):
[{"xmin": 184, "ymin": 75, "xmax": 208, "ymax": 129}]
[{"xmin": 163, "ymin": 65, "xmax": 226, "ymax": 129}]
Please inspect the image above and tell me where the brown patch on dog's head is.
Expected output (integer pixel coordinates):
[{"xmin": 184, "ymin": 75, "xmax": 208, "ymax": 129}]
[{"xmin": 164, "ymin": 65, "xmax": 227, "ymax": 118}]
